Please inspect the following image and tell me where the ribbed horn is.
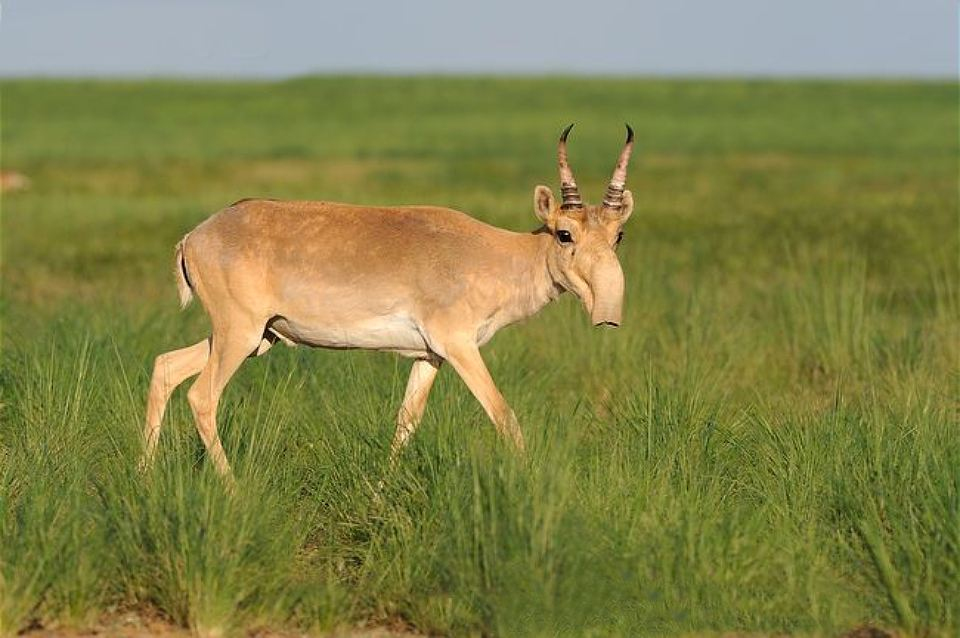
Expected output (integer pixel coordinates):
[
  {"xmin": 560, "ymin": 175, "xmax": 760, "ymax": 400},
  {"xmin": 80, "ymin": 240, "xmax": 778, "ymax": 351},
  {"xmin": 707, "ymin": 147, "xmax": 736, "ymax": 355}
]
[
  {"xmin": 602, "ymin": 123, "xmax": 635, "ymax": 210},
  {"xmin": 558, "ymin": 123, "xmax": 583, "ymax": 210}
]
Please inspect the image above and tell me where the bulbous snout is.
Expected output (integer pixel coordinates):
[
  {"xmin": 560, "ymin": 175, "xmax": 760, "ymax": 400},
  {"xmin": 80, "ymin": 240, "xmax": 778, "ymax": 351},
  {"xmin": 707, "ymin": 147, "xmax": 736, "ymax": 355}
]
[{"xmin": 589, "ymin": 255, "xmax": 625, "ymax": 328}]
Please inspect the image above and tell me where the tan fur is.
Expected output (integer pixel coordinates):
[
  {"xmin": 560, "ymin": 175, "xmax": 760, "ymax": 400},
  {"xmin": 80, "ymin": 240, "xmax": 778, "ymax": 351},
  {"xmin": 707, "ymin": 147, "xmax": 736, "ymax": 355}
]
[
  {"xmin": 142, "ymin": 168, "xmax": 634, "ymax": 479},
  {"xmin": 174, "ymin": 238, "xmax": 193, "ymax": 309}
]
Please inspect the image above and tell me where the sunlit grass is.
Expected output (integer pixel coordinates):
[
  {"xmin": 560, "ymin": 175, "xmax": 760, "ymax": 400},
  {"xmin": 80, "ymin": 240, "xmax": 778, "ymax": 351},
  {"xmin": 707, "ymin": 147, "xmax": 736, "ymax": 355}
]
[{"xmin": 1, "ymin": 76, "xmax": 957, "ymax": 636}]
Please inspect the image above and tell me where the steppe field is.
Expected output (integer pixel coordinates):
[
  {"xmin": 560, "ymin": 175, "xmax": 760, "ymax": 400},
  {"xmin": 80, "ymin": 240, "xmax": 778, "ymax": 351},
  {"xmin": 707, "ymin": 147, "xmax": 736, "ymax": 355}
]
[{"xmin": 1, "ymin": 77, "xmax": 957, "ymax": 637}]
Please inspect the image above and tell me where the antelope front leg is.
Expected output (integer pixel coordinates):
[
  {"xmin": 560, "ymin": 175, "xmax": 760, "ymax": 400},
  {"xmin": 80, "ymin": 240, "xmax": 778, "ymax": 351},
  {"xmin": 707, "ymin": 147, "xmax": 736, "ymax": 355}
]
[
  {"xmin": 391, "ymin": 357, "xmax": 441, "ymax": 460},
  {"xmin": 443, "ymin": 341, "xmax": 525, "ymax": 453}
]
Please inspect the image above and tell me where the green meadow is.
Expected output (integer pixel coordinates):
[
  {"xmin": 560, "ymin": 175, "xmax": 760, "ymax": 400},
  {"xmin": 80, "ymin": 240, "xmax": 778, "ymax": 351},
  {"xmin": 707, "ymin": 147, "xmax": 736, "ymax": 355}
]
[{"xmin": 1, "ymin": 77, "xmax": 957, "ymax": 636}]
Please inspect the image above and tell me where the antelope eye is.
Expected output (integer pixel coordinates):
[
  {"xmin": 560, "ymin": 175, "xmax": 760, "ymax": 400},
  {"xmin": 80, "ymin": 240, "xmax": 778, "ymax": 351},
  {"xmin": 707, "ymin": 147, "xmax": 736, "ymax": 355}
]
[{"xmin": 556, "ymin": 230, "xmax": 573, "ymax": 244}]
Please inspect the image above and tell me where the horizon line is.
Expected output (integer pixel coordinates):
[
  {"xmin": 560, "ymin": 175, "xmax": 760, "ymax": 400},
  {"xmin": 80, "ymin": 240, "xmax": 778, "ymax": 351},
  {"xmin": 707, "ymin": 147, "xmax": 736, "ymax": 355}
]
[{"xmin": 1, "ymin": 69, "xmax": 956, "ymax": 83}]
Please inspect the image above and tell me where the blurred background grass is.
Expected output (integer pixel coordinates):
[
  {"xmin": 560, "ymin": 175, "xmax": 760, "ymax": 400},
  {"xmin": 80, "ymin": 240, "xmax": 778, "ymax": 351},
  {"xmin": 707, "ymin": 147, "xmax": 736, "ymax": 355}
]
[{"xmin": 1, "ymin": 77, "xmax": 957, "ymax": 637}]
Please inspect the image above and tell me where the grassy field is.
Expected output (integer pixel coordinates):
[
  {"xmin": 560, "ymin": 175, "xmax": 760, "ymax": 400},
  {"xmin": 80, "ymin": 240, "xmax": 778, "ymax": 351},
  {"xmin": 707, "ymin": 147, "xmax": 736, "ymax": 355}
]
[{"xmin": 1, "ymin": 77, "xmax": 957, "ymax": 637}]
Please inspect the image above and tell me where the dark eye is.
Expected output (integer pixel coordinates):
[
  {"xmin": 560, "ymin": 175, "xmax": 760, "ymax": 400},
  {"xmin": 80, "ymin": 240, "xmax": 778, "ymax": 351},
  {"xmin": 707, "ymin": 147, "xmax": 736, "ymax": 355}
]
[{"xmin": 556, "ymin": 230, "xmax": 573, "ymax": 244}]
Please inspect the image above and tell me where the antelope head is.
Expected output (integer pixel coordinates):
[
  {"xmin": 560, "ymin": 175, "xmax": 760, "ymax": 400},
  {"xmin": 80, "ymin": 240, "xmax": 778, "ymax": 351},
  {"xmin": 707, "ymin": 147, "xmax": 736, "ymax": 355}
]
[{"xmin": 534, "ymin": 124, "xmax": 635, "ymax": 327}]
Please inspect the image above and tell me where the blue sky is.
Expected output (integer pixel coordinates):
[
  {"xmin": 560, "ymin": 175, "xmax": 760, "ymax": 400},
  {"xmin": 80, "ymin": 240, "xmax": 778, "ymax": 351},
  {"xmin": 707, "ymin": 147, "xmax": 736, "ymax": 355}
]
[{"xmin": 0, "ymin": 0, "xmax": 955, "ymax": 78}]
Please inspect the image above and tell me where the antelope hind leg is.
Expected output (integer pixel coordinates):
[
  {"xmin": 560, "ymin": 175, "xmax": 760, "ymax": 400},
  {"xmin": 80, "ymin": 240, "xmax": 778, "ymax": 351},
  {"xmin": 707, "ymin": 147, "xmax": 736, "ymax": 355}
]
[
  {"xmin": 141, "ymin": 338, "xmax": 211, "ymax": 472},
  {"xmin": 185, "ymin": 326, "xmax": 273, "ymax": 483}
]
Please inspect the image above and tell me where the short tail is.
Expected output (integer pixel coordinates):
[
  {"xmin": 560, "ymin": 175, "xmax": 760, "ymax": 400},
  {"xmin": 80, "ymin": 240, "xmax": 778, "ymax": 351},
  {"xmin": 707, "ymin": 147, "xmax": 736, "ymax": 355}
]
[{"xmin": 174, "ymin": 237, "xmax": 194, "ymax": 309}]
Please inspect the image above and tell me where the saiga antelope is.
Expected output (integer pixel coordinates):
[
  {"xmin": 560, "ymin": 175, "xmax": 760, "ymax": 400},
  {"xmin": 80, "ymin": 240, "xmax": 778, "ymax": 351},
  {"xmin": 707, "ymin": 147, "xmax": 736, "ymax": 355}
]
[{"xmin": 143, "ymin": 125, "xmax": 635, "ymax": 478}]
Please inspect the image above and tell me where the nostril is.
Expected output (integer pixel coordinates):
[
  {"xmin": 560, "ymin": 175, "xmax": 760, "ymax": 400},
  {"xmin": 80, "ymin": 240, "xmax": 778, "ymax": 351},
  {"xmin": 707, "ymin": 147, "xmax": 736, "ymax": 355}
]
[{"xmin": 594, "ymin": 321, "xmax": 620, "ymax": 328}]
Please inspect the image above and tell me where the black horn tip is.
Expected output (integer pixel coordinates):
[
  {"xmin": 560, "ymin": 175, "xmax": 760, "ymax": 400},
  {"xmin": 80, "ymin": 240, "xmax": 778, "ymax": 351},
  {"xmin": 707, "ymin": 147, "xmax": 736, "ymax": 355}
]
[
  {"xmin": 624, "ymin": 123, "xmax": 634, "ymax": 143},
  {"xmin": 560, "ymin": 123, "xmax": 575, "ymax": 142}
]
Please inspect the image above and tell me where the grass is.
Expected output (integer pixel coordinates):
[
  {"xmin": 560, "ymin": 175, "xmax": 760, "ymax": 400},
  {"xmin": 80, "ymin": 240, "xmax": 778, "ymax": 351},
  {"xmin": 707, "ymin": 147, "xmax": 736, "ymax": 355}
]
[{"xmin": 1, "ymin": 76, "xmax": 957, "ymax": 636}]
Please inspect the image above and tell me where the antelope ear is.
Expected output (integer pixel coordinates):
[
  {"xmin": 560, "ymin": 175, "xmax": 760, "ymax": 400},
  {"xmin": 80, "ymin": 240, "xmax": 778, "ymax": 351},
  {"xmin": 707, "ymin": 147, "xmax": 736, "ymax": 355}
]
[
  {"xmin": 619, "ymin": 190, "xmax": 634, "ymax": 223},
  {"xmin": 534, "ymin": 185, "xmax": 555, "ymax": 223}
]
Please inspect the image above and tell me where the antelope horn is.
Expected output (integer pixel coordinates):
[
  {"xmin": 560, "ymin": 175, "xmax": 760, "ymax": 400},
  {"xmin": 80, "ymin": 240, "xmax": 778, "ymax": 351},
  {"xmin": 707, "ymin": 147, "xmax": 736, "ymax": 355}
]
[
  {"xmin": 558, "ymin": 123, "xmax": 583, "ymax": 210},
  {"xmin": 602, "ymin": 123, "xmax": 635, "ymax": 210}
]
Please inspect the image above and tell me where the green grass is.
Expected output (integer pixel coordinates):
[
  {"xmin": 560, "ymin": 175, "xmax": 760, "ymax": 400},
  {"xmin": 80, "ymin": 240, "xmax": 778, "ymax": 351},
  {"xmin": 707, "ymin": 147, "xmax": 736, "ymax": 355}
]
[{"xmin": 1, "ymin": 76, "xmax": 957, "ymax": 637}]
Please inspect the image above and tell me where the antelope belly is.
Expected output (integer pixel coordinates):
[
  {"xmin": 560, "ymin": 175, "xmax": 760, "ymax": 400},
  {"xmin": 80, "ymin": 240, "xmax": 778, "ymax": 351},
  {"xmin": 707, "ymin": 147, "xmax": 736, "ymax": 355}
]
[{"xmin": 270, "ymin": 314, "xmax": 428, "ymax": 353}]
